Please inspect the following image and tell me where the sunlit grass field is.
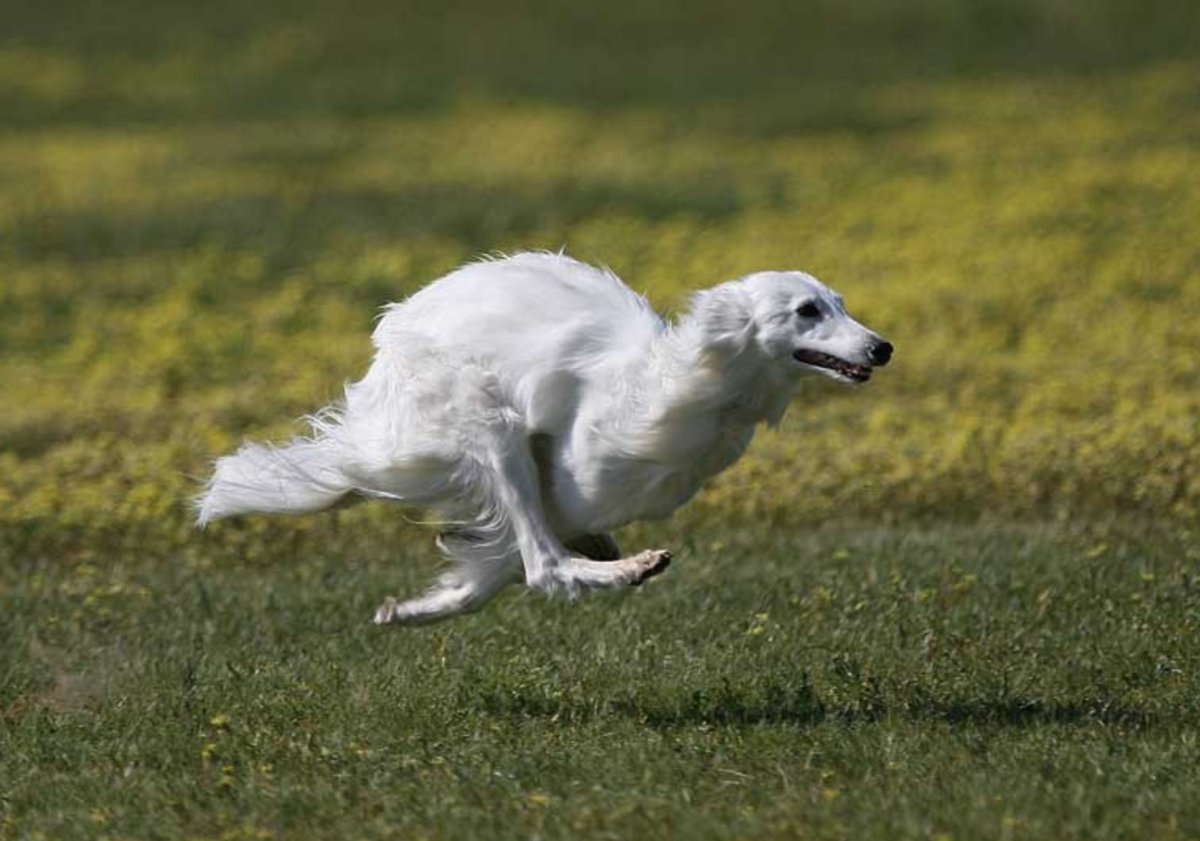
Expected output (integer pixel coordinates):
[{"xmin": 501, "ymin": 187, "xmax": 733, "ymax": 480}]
[{"xmin": 2, "ymin": 1, "xmax": 1199, "ymax": 838}]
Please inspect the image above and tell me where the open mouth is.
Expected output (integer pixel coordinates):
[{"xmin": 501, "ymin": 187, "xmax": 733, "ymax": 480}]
[{"xmin": 792, "ymin": 349, "xmax": 872, "ymax": 382}]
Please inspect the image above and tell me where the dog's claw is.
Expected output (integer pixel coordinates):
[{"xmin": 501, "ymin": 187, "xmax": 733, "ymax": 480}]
[
  {"xmin": 631, "ymin": 549, "xmax": 672, "ymax": 585},
  {"xmin": 373, "ymin": 597, "xmax": 398, "ymax": 625}
]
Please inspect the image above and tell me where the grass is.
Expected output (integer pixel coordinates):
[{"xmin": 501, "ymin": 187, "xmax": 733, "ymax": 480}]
[
  {"xmin": 4, "ymin": 521, "xmax": 1199, "ymax": 840},
  {"xmin": 2, "ymin": 0, "xmax": 1200, "ymax": 838}
]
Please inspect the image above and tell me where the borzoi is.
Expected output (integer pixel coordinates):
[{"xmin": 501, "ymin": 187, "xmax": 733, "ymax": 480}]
[{"xmin": 196, "ymin": 252, "xmax": 892, "ymax": 625}]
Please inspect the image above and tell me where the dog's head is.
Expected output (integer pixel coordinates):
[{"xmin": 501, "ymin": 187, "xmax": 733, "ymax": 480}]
[{"xmin": 693, "ymin": 271, "xmax": 892, "ymax": 384}]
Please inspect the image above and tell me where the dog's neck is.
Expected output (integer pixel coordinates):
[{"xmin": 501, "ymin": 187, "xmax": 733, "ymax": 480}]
[
  {"xmin": 630, "ymin": 316, "xmax": 795, "ymax": 468},
  {"xmin": 659, "ymin": 309, "xmax": 795, "ymax": 419}
]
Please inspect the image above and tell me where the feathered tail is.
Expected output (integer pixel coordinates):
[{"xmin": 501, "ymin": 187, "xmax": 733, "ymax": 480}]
[{"xmin": 195, "ymin": 436, "xmax": 352, "ymax": 527}]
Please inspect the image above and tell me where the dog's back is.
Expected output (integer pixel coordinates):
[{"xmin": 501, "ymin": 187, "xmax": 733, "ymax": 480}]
[
  {"xmin": 370, "ymin": 253, "xmax": 663, "ymax": 431},
  {"xmin": 374, "ymin": 253, "xmax": 659, "ymax": 355}
]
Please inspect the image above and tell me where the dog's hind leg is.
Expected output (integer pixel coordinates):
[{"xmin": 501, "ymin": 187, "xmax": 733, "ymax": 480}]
[
  {"xmin": 371, "ymin": 410, "xmax": 667, "ymax": 626},
  {"xmin": 474, "ymin": 419, "xmax": 671, "ymax": 598},
  {"xmin": 373, "ymin": 529, "xmax": 520, "ymax": 625},
  {"xmin": 373, "ymin": 556, "xmax": 518, "ymax": 625}
]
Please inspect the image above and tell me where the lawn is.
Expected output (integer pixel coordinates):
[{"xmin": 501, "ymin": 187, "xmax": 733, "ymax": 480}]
[
  {"xmin": 3, "ymin": 521, "xmax": 1199, "ymax": 840},
  {"xmin": 2, "ymin": 0, "xmax": 1199, "ymax": 838}
]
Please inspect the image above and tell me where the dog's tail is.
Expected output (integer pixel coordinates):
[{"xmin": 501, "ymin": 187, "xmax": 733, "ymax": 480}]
[{"xmin": 195, "ymin": 436, "xmax": 353, "ymax": 527}]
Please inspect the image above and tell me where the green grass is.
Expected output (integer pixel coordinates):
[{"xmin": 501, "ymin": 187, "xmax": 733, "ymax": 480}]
[
  {"xmin": 3, "ymin": 0, "xmax": 1200, "ymax": 837},
  {"xmin": 3, "ymin": 521, "xmax": 1199, "ymax": 840}
]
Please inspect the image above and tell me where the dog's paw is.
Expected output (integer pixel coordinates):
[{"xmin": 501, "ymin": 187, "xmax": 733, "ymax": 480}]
[
  {"xmin": 372, "ymin": 597, "xmax": 399, "ymax": 625},
  {"xmin": 630, "ymin": 549, "xmax": 672, "ymax": 585}
]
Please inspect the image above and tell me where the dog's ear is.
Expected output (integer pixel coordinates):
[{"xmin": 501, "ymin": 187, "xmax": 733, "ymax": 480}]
[{"xmin": 691, "ymin": 282, "xmax": 756, "ymax": 357}]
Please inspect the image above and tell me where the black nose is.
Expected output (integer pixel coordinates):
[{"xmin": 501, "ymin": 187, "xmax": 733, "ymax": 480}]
[{"xmin": 868, "ymin": 340, "xmax": 893, "ymax": 366}]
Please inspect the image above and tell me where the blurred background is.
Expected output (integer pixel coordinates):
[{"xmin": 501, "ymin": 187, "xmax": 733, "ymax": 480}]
[
  {"xmin": 2, "ymin": 0, "xmax": 1199, "ymax": 556},
  {"xmin": 3, "ymin": 5, "xmax": 1200, "ymax": 838}
]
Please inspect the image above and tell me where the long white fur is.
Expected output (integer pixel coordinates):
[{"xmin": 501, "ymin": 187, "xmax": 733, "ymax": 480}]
[{"xmin": 196, "ymin": 252, "xmax": 890, "ymax": 625}]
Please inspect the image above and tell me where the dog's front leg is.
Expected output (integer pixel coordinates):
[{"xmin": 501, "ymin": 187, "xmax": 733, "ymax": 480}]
[{"xmin": 482, "ymin": 424, "xmax": 671, "ymax": 597}]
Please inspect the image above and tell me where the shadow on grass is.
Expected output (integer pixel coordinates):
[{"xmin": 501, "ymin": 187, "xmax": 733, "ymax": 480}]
[
  {"xmin": 3, "ymin": 176, "xmax": 751, "ymax": 269},
  {"xmin": 476, "ymin": 680, "xmax": 1170, "ymax": 731},
  {"xmin": 3, "ymin": 0, "xmax": 1198, "ymax": 127}
]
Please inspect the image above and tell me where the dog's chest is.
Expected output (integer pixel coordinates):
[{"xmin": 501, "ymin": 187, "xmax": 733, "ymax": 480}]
[{"xmin": 554, "ymin": 416, "xmax": 757, "ymax": 532}]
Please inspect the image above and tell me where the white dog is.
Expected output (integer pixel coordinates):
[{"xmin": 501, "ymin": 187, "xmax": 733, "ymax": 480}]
[{"xmin": 197, "ymin": 252, "xmax": 892, "ymax": 625}]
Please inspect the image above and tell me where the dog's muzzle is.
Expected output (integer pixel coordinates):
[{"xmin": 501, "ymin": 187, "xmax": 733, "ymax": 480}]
[{"xmin": 792, "ymin": 349, "xmax": 874, "ymax": 382}]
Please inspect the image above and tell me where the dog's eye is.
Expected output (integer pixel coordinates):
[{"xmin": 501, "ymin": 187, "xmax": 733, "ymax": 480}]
[{"xmin": 795, "ymin": 302, "xmax": 821, "ymax": 319}]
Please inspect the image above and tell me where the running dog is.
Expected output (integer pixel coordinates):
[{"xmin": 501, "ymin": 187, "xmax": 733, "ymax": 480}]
[{"xmin": 196, "ymin": 252, "xmax": 892, "ymax": 625}]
